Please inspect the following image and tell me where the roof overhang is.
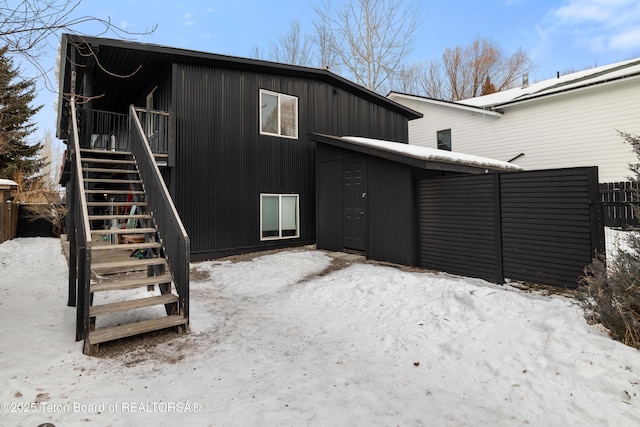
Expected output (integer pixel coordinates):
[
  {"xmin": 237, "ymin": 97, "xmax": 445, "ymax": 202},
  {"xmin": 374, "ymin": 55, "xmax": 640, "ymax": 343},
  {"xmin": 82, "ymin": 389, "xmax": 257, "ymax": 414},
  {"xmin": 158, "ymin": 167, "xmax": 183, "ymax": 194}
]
[
  {"xmin": 0, "ymin": 179, "xmax": 18, "ymax": 189},
  {"xmin": 388, "ymin": 91, "xmax": 503, "ymax": 118},
  {"xmin": 0, "ymin": 179, "xmax": 18, "ymax": 199},
  {"xmin": 57, "ymin": 34, "xmax": 422, "ymax": 138},
  {"xmin": 458, "ymin": 58, "xmax": 640, "ymax": 110},
  {"xmin": 311, "ymin": 134, "xmax": 523, "ymax": 174},
  {"xmin": 492, "ymin": 72, "xmax": 640, "ymax": 109}
]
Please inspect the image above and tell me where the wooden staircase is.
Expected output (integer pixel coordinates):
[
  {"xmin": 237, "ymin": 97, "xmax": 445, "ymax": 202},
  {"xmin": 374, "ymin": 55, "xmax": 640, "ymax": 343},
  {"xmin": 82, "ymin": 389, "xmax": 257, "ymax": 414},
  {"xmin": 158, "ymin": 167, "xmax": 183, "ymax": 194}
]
[{"xmin": 79, "ymin": 148, "xmax": 188, "ymax": 355}]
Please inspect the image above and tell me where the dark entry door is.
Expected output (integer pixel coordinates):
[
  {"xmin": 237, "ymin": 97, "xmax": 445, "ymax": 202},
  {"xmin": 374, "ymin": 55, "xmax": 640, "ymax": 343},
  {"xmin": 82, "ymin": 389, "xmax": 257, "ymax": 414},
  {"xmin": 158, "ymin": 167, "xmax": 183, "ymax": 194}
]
[{"xmin": 343, "ymin": 157, "xmax": 366, "ymax": 251}]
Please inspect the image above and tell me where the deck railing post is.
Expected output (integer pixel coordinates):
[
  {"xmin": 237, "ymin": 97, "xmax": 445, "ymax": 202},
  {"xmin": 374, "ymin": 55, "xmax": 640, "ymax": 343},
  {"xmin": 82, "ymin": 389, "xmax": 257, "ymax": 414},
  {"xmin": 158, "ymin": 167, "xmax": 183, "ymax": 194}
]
[
  {"xmin": 67, "ymin": 147, "xmax": 78, "ymax": 308},
  {"xmin": 68, "ymin": 86, "xmax": 93, "ymax": 342}
]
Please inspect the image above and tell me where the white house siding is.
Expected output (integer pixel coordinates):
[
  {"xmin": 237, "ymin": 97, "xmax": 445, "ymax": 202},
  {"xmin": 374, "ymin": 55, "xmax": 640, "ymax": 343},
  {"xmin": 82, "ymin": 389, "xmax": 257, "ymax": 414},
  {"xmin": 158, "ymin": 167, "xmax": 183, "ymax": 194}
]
[{"xmin": 395, "ymin": 78, "xmax": 640, "ymax": 183}]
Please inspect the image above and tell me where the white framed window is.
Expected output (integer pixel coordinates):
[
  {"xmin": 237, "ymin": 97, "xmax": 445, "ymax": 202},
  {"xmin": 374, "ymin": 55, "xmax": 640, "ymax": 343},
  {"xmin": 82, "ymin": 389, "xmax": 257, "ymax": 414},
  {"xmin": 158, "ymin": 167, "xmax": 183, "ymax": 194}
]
[
  {"xmin": 260, "ymin": 89, "xmax": 298, "ymax": 138},
  {"xmin": 260, "ymin": 194, "xmax": 300, "ymax": 240}
]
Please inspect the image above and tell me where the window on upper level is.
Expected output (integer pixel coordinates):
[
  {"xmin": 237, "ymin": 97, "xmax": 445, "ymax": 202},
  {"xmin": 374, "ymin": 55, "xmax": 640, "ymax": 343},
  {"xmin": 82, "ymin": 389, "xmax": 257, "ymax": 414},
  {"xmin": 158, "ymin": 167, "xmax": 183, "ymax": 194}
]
[
  {"xmin": 437, "ymin": 129, "xmax": 452, "ymax": 151},
  {"xmin": 260, "ymin": 90, "xmax": 298, "ymax": 139}
]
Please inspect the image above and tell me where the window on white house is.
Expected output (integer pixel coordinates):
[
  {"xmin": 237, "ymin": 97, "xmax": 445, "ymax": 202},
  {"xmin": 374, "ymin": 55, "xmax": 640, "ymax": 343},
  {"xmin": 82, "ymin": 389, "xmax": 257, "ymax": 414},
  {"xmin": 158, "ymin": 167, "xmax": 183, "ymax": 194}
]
[
  {"xmin": 260, "ymin": 194, "xmax": 300, "ymax": 240},
  {"xmin": 437, "ymin": 129, "xmax": 452, "ymax": 151},
  {"xmin": 260, "ymin": 90, "xmax": 298, "ymax": 138}
]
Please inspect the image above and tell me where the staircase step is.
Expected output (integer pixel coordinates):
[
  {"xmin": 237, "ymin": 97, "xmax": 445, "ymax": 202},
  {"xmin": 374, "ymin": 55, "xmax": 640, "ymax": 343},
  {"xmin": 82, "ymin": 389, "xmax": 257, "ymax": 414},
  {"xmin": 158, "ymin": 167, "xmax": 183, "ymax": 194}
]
[
  {"xmin": 80, "ymin": 148, "xmax": 132, "ymax": 156},
  {"xmin": 93, "ymin": 257, "xmax": 167, "ymax": 275},
  {"xmin": 92, "ymin": 273, "xmax": 173, "ymax": 292},
  {"xmin": 85, "ymin": 189, "xmax": 144, "ymax": 195},
  {"xmin": 92, "ymin": 241, "xmax": 161, "ymax": 251},
  {"xmin": 83, "ymin": 157, "xmax": 135, "ymax": 165},
  {"xmin": 88, "ymin": 214, "xmax": 151, "ymax": 221},
  {"xmin": 154, "ymin": 153, "xmax": 169, "ymax": 167},
  {"xmin": 88, "ymin": 314, "xmax": 187, "ymax": 345},
  {"xmin": 87, "ymin": 201, "xmax": 148, "ymax": 207},
  {"xmin": 84, "ymin": 178, "xmax": 142, "ymax": 184},
  {"xmin": 90, "ymin": 294, "xmax": 179, "ymax": 317},
  {"xmin": 83, "ymin": 167, "xmax": 138, "ymax": 174},
  {"xmin": 91, "ymin": 227, "xmax": 156, "ymax": 235}
]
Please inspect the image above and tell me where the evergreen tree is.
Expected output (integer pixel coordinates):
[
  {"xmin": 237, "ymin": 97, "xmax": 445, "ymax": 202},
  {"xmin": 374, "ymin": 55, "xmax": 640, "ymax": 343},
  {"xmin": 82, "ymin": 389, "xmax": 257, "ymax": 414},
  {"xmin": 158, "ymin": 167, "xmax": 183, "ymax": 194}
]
[
  {"xmin": 0, "ymin": 46, "xmax": 44, "ymax": 180},
  {"xmin": 579, "ymin": 131, "xmax": 640, "ymax": 349}
]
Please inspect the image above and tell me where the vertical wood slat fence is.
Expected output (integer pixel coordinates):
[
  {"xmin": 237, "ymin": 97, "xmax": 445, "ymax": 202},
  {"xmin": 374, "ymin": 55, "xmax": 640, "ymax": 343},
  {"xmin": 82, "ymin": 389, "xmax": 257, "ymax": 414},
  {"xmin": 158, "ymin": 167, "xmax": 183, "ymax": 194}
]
[
  {"xmin": 599, "ymin": 181, "xmax": 639, "ymax": 229},
  {"xmin": 1, "ymin": 200, "xmax": 19, "ymax": 243}
]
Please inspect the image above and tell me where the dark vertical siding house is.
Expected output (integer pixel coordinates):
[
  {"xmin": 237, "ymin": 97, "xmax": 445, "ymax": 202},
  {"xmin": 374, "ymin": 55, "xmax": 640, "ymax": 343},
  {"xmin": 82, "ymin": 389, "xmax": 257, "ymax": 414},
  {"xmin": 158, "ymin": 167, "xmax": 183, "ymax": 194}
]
[
  {"xmin": 57, "ymin": 35, "xmax": 421, "ymax": 260},
  {"xmin": 56, "ymin": 35, "xmax": 604, "ymax": 353}
]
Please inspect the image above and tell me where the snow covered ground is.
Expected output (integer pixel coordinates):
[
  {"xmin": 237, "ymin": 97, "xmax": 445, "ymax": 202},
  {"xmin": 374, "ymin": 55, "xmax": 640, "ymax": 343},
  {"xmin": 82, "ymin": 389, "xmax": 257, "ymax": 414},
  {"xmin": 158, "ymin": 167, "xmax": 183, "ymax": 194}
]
[{"xmin": 1, "ymin": 237, "xmax": 639, "ymax": 426}]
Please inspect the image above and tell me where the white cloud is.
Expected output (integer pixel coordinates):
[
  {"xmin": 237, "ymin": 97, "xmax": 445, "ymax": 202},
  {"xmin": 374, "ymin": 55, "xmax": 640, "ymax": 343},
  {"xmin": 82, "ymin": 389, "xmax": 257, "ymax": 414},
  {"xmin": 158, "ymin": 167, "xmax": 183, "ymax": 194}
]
[
  {"xmin": 184, "ymin": 12, "xmax": 195, "ymax": 26},
  {"xmin": 549, "ymin": 0, "xmax": 640, "ymax": 52},
  {"xmin": 584, "ymin": 35, "xmax": 607, "ymax": 52},
  {"xmin": 554, "ymin": 0, "xmax": 617, "ymax": 23},
  {"xmin": 609, "ymin": 26, "xmax": 640, "ymax": 50},
  {"xmin": 555, "ymin": 0, "xmax": 640, "ymax": 24}
]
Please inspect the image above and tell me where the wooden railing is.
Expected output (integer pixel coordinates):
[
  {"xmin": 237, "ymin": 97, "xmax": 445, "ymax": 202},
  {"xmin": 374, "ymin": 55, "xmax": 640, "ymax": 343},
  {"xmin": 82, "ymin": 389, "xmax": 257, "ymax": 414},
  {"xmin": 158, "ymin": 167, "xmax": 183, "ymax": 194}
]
[
  {"xmin": 134, "ymin": 107, "xmax": 171, "ymax": 155},
  {"xmin": 67, "ymin": 94, "xmax": 93, "ymax": 342},
  {"xmin": 76, "ymin": 107, "xmax": 170, "ymax": 156},
  {"xmin": 129, "ymin": 105, "xmax": 190, "ymax": 321},
  {"xmin": 78, "ymin": 108, "xmax": 129, "ymax": 151}
]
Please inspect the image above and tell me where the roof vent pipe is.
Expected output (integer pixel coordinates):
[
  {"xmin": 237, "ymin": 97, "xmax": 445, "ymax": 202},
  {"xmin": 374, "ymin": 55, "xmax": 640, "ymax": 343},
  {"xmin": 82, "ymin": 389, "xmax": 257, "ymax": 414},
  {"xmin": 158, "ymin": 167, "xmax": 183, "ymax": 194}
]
[{"xmin": 522, "ymin": 73, "xmax": 529, "ymax": 88}]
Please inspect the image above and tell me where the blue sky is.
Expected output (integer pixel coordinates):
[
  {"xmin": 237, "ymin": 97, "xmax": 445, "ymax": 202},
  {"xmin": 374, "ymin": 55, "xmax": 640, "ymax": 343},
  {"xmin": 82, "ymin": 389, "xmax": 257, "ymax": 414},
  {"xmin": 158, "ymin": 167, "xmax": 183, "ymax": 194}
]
[{"xmin": 19, "ymin": 0, "xmax": 640, "ymax": 143}]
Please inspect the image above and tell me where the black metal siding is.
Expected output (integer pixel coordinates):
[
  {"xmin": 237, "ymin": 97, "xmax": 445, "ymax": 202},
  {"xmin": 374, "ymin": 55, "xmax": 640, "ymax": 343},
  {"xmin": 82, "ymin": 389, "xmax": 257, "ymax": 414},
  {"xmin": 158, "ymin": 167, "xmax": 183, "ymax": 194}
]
[
  {"xmin": 367, "ymin": 157, "xmax": 415, "ymax": 265},
  {"xmin": 316, "ymin": 145, "xmax": 343, "ymax": 252},
  {"xmin": 172, "ymin": 64, "xmax": 410, "ymax": 258},
  {"xmin": 316, "ymin": 146, "xmax": 416, "ymax": 266}
]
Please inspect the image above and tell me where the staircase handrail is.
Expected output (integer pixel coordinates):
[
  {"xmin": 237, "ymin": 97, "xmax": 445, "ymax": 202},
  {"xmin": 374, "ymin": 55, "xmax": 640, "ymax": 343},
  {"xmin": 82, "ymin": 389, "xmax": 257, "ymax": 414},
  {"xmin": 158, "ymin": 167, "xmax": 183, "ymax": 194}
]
[
  {"xmin": 69, "ymin": 96, "xmax": 93, "ymax": 342},
  {"xmin": 128, "ymin": 105, "xmax": 190, "ymax": 321}
]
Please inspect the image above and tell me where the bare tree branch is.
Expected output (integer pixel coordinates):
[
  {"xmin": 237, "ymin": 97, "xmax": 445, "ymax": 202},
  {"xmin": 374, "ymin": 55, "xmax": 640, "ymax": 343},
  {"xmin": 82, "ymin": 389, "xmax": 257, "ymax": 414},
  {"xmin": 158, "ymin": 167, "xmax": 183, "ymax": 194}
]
[
  {"xmin": 314, "ymin": 15, "xmax": 340, "ymax": 71},
  {"xmin": 1, "ymin": 0, "xmax": 157, "ymax": 94},
  {"xmin": 269, "ymin": 20, "xmax": 314, "ymax": 66},
  {"xmin": 403, "ymin": 36, "xmax": 534, "ymax": 101},
  {"xmin": 313, "ymin": 0, "xmax": 420, "ymax": 93},
  {"xmin": 412, "ymin": 60, "xmax": 445, "ymax": 100}
]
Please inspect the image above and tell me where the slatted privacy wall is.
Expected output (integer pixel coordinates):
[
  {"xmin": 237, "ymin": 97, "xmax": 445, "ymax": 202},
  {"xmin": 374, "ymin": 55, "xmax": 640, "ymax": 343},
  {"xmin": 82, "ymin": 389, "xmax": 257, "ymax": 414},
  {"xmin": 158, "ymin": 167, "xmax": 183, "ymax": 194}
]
[{"xmin": 419, "ymin": 167, "xmax": 604, "ymax": 288}]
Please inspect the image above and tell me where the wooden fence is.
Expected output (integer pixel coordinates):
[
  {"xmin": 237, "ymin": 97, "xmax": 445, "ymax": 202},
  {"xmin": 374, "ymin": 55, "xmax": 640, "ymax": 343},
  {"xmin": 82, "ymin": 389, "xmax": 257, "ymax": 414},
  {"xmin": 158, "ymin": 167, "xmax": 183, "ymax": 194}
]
[
  {"xmin": 1, "ymin": 201, "xmax": 19, "ymax": 243},
  {"xmin": 599, "ymin": 182, "xmax": 639, "ymax": 229},
  {"xmin": 1, "ymin": 201, "xmax": 63, "ymax": 241}
]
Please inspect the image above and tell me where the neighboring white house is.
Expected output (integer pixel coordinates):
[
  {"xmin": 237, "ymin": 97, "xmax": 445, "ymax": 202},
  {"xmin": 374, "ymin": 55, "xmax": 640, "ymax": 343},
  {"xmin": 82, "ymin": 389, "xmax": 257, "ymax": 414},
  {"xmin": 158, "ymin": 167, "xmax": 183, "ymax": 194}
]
[{"xmin": 388, "ymin": 58, "xmax": 640, "ymax": 182}]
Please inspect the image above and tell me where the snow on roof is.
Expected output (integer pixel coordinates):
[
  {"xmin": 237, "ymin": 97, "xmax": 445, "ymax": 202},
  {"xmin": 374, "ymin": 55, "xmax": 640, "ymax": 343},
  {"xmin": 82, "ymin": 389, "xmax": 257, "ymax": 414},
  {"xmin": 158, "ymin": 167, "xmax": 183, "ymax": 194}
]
[
  {"xmin": 342, "ymin": 136, "xmax": 523, "ymax": 171},
  {"xmin": 0, "ymin": 179, "xmax": 18, "ymax": 187},
  {"xmin": 387, "ymin": 92, "xmax": 503, "ymax": 117},
  {"xmin": 460, "ymin": 57, "xmax": 640, "ymax": 108}
]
